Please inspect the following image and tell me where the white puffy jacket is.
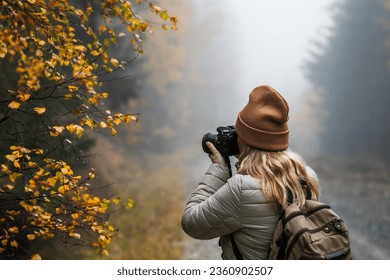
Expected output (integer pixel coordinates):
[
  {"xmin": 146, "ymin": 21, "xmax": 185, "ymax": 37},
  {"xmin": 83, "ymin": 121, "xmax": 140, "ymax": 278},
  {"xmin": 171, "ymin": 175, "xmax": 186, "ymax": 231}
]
[{"xmin": 181, "ymin": 163, "xmax": 319, "ymax": 259}]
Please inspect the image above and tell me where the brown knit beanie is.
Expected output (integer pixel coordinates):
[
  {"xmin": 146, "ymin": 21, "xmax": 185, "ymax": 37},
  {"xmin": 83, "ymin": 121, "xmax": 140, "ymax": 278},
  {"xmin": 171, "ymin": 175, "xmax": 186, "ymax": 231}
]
[{"xmin": 235, "ymin": 85, "xmax": 289, "ymax": 151}]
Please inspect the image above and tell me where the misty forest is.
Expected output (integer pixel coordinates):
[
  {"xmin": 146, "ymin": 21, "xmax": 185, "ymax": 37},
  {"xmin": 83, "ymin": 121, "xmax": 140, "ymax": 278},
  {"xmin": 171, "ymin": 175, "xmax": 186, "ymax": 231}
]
[{"xmin": 0, "ymin": 0, "xmax": 389, "ymax": 260}]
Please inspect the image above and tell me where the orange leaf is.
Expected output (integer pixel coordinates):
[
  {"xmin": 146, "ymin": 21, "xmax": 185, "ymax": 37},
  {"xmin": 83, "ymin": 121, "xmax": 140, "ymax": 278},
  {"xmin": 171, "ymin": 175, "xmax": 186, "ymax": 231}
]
[
  {"xmin": 27, "ymin": 234, "xmax": 36, "ymax": 241},
  {"xmin": 17, "ymin": 93, "xmax": 31, "ymax": 102},
  {"xmin": 31, "ymin": 254, "xmax": 41, "ymax": 260},
  {"xmin": 8, "ymin": 227, "xmax": 19, "ymax": 234},
  {"xmin": 34, "ymin": 107, "xmax": 46, "ymax": 115},
  {"xmin": 8, "ymin": 101, "xmax": 21, "ymax": 109}
]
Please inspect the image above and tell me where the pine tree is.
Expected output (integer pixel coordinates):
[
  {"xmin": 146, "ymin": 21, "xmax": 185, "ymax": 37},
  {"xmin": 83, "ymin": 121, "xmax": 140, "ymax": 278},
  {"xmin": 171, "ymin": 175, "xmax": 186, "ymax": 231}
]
[{"xmin": 306, "ymin": 0, "xmax": 390, "ymax": 161}]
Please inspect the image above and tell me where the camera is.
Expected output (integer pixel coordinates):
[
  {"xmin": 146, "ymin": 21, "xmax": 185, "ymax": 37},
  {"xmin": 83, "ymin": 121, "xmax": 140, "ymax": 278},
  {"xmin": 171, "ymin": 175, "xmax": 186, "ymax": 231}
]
[{"xmin": 202, "ymin": 125, "xmax": 239, "ymax": 157}]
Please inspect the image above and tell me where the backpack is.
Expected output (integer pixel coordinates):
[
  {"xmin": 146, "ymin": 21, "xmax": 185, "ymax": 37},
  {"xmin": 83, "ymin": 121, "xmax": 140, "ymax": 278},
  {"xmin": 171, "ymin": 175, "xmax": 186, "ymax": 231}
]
[{"xmin": 267, "ymin": 188, "xmax": 352, "ymax": 260}]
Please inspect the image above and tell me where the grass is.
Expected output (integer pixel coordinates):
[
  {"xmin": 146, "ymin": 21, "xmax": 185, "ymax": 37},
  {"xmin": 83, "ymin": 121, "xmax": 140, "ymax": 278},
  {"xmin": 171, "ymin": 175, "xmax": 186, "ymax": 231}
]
[{"xmin": 91, "ymin": 138, "xmax": 187, "ymax": 260}]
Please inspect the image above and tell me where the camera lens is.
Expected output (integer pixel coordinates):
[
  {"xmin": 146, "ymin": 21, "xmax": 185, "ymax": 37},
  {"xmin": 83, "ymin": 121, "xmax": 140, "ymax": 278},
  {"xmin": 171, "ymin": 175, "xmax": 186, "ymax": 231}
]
[{"xmin": 202, "ymin": 133, "xmax": 217, "ymax": 154}]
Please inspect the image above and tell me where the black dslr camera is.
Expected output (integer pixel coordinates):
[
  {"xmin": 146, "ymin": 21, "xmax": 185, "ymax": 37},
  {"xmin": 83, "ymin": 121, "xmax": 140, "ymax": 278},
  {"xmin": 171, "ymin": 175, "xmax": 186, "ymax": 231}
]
[{"xmin": 202, "ymin": 125, "xmax": 239, "ymax": 157}]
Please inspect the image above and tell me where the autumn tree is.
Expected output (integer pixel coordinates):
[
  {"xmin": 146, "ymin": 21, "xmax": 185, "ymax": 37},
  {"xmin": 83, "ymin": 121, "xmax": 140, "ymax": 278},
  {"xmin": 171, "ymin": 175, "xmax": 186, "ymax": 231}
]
[{"xmin": 0, "ymin": 0, "xmax": 177, "ymax": 259}]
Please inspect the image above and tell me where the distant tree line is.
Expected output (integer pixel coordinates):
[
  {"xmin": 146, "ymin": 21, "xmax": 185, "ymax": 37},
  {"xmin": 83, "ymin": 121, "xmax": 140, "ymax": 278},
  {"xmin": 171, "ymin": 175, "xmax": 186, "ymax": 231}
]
[{"xmin": 306, "ymin": 0, "xmax": 390, "ymax": 163}]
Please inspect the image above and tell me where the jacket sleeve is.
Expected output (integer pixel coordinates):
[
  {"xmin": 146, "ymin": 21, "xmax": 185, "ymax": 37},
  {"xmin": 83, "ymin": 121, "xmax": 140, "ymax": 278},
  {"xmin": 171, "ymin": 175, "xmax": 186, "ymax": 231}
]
[{"xmin": 181, "ymin": 163, "xmax": 242, "ymax": 240}]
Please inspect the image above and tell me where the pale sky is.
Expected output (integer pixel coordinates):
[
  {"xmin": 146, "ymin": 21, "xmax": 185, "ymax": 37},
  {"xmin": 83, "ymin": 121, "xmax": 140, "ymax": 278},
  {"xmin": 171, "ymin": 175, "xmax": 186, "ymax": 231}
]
[{"xmin": 220, "ymin": 0, "xmax": 340, "ymax": 110}]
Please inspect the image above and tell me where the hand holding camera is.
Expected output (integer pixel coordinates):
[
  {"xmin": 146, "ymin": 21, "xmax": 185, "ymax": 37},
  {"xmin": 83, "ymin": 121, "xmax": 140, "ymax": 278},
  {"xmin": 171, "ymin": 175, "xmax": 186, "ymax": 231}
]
[
  {"xmin": 204, "ymin": 141, "xmax": 227, "ymax": 167},
  {"xmin": 202, "ymin": 125, "xmax": 239, "ymax": 157},
  {"xmin": 202, "ymin": 126, "xmax": 240, "ymax": 174}
]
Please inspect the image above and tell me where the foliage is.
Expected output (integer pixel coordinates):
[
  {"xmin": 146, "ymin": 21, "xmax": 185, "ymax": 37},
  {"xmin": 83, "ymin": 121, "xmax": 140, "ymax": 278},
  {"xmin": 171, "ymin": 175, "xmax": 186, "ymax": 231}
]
[{"xmin": 0, "ymin": 0, "xmax": 177, "ymax": 259}]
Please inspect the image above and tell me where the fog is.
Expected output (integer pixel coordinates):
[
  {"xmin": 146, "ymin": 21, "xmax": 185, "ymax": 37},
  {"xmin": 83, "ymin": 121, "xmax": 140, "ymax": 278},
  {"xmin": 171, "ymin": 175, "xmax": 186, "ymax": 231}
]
[
  {"xmin": 134, "ymin": 0, "xmax": 338, "ymax": 150},
  {"xmin": 125, "ymin": 0, "xmax": 341, "ymax": 167},
  {"xmin": 89, "ymin": 0, "xmax": 389, "ymax": 259}
]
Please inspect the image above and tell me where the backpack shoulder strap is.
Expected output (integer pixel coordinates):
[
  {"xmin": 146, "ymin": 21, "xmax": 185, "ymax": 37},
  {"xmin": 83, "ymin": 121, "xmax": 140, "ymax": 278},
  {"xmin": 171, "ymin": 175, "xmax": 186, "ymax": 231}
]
[{"xmin": 286, "ymin": 181, "xmax": 312, "ymax": 204}]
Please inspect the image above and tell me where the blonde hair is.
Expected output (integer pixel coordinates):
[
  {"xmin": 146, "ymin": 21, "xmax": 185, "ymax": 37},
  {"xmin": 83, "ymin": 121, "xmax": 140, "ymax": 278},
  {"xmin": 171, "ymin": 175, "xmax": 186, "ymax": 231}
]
[{"xmin": 237, "ymin": 145, "xmax": 320, "ymax": 209}]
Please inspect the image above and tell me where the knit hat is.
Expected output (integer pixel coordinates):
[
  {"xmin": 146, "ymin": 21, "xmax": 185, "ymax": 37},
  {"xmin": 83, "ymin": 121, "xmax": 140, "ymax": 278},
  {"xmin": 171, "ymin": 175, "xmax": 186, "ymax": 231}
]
[{"xmin": 235, "ymin": 85, "xmax": 289, "ymax": 151}]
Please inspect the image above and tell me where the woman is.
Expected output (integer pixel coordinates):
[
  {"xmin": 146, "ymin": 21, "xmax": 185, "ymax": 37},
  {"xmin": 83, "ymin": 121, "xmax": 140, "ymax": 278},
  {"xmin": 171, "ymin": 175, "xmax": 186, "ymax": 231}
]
[{"xmin": 181, "ymin": 85, "xmax": 320, "ymax": 260}]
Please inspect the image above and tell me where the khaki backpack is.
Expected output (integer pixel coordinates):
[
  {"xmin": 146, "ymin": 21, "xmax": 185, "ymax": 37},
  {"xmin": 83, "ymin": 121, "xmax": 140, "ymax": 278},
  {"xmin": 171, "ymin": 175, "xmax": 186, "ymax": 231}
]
[{"xmin": 267, "ymin": 189, "xmax": 352, "ymax": 260}]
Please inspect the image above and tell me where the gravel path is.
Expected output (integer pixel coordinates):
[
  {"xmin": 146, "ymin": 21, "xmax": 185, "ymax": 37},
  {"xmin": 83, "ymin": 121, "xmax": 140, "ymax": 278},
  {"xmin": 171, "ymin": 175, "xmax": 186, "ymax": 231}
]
[{"xmin": 319, "ymin": 171, "xmax": 390, "ymax": 260}]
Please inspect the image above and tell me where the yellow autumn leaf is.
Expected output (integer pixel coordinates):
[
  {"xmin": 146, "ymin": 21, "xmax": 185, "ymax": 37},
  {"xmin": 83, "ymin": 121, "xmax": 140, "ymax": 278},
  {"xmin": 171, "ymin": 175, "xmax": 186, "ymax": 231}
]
[
  {"xmin": 75, "ymin": 125, "xmax": 84, "ymax": 138},
  {"xmin": 110, "ymin": 58, "xmax": 119, "ymax": 67},
  {"xmin": 88, "ymin": 96, "xmax": 99, "ymax": 105},
  {"xmin": 13, "ymin": 160, "xmax": 20, "ymax": 169},
  {"xmin": 113, "ymin": 117, "xmax": 121, "ymax": 125},
  {"xmin": 4, "ymin": 184, "xmax": 14, "ymax": 190},
  {"xmin": 99, "ymin": 121, "xmax": 107, "ymax": 128},
  {"xmin": 31, "ymin": 254, "xmax": 41, "ymax": 260},
  {"xmin": 90, "ymin": 50, "xmax": 100, "ymax": 56},
  {"xmin": 46, "ymin": 177, "xmax": 57, "ymax": 187},
  {"xmin": 139, "ymin": 22, "xmax": 148, "ymax": 32},
  {"xmin": 75, "ymin": 9, "xmax": 83, "ymax": 16},
  {"xmin": 1, "ymin": 164, "xmax": 9, "ymax": 172},
  {"xmin": 131, "ymin": 115, "xmax": 139, "ymax": 122},
  {"xmin": 0, "ymin": 42, "xmax": 7, "ymax": 58},
  {"xmin": 5, "ymin": 154, "xmax": 16, "ymax": 161},
  {"xmin": 54, "ymin": 126, "xmax": 65, "ymax": 133},
  {"xmin": 74, "ymin": 45, "xmax": 87, "ymax": 52},
  {"xmin": 149, "ymin": 3, "xmax": 161, "ymax": 14},
  {"xmin": 70, "ymin": 232, "xmax": 81, "ymax": 239},
  {"xmin": 9, "ymin": 145, "xmax": 20, "ymax": 151},
  {"xmin": 102, "ymin": 92, "xmax": 109, "ymax": 99},
  {"xmin": 99, "ymin": 24, "xmax": 107, "ymax": 33},
  {"xmin": 34, "ymin": 107, "xmax": 46, "ymax": 115},
  {"xmin": 111, "ymin": 127, "xmax": 117, "ymax": 136},
  {"xmin": 112, "ymin": 197, "xmax": 120, "ymax": 205},
  {"xmin": 17, "ymin": 93, "xmax": 31, "ymax": 102},
  {"xmin": 8, "ymin": 227, "xmax": 19, "ymax": 234},
  {"xmin": 123, "ymin": 114, "xmax": 133, "ymax": 123},
  {"xmin": 68, "ymin": 85, "xmax": 79, "ymax": 92},
  {"xmin": 159, "ymin": 10, "xmax": 169, "ymax": 21},
  {"xmin": 125, "ymin": 198, "xmax": 134, "ymax": 209},
  {"xmin": 10, "ymin": 240, "xmax": 18, "ymax": 248},
  {"xmin": 8, "ymin": 101, "xmax": 21, "ymax": 109},
  {"xmin": 9, "ymin": 172, "xmax": 21, "ymax": 183},
  {"xmin": 1, "ymin": 239, "xmax": 8, "ymax": 246},
  {"xmin": 27, "ymin": 0, "xmax": 36, "ymax": 4},
  {"xmin": 61, "ymin": 166, "xmax": 70, "ymax": 175},
  {"xmin": 66, "ymin": 124, "xmax": 77, "ymax": 134},
  {"xmin": 71, "ymin": 213, "xmax": 80, "ymax": 220},
  {"xmin": 83, "ymin": 118, "xmax": 94, "ymax": 129},
  {"xmin": 27, "ymin": 234, "xmax": 36, "ymax": 240},
  {"xmin": 28, "ymin": 161, "xmax": 37, "ymax": 168},
  {"xmin": 58, "ymin": 185, "xmax": 69, "ymax": 194},
  {"xmin": 66, "ymin": 124, "xmax": 84, "ymax": 138},
  {"xmin": 50, "ymin": 126, "xmax": 65, "ymax": 137},
  {"xmin": 21, "ymin": 147, "xmax": 30, "ymax": 154}
]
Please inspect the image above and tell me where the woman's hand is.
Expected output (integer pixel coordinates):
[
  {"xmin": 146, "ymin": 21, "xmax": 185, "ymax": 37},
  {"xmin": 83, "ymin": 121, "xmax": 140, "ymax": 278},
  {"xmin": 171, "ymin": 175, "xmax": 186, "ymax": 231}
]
[{"xmin": 206, "ymin": 142, "xmax": 227, "ymax": 167}]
